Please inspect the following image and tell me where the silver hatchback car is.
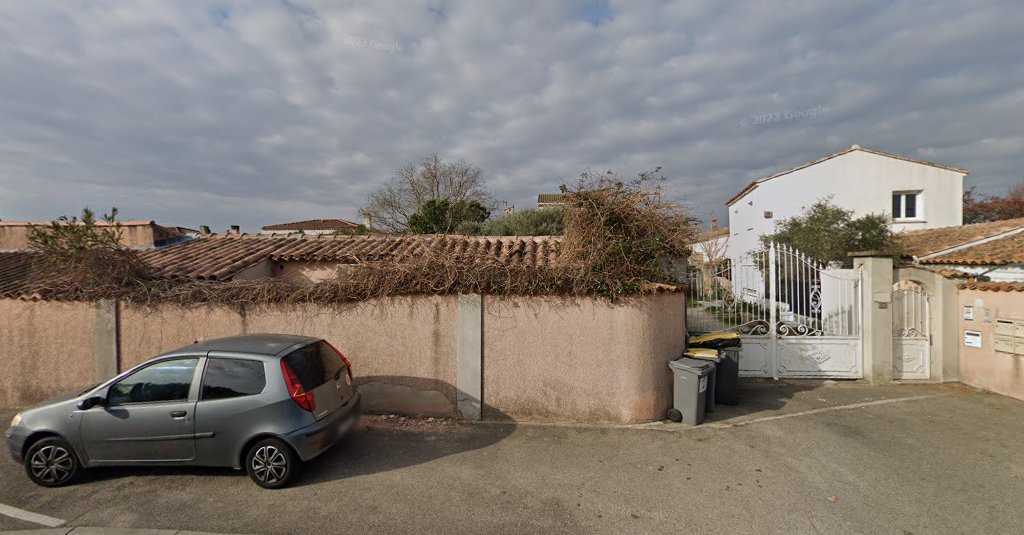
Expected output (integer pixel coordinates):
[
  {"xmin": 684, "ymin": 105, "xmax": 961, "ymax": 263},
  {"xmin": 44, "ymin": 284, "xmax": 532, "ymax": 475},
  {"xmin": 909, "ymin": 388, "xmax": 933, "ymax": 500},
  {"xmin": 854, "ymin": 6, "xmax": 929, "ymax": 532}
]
[{"xmin": 5, "ymin": 334, "xmax": 360, "ymax": 489}]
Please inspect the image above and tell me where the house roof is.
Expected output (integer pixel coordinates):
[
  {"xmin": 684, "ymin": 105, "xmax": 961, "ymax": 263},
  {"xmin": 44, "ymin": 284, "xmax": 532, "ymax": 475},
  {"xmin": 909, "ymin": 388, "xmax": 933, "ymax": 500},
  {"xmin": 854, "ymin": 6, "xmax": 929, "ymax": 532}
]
[
  {"xmin": 537, "ymin": 193, "xmax": 567, "ymax": 204},
  {"xmin": 725, "ymin": 145, "xmax": 969, "ymax": 207},
  {"xmin": 261, "ymin": 219, "xmax": 362, "ymax": 231},
  {"xmin": 919, "ymin": 231, "xmax": 1024, "ymax": 266},
  {"xmin": 897, "ymin": 217, "xmax": 1024, "ymax": 258},
  {"xmin": 141, "ymin": 233, "xmax": 564, "ymax": 281},
  {"xmin": 959, "ymin": 281, "xmax": 1024, "ymax": 292},
  {"xmin": 0, "ymin": 234, "xmax": 565, "ymax": 297},
  {"xmin": 0, "ymin": 251, "xmax": 38, "ymax": 298}
]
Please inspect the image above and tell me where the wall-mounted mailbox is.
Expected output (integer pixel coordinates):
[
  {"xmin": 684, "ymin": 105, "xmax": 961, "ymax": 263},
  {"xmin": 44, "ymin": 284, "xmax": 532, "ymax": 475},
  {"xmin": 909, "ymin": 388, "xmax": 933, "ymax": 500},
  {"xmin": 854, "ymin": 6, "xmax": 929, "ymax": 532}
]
[
  {"xmin": 964, "ymin": 330, "xmax": 983, "ymax": 348},
  {"xmin": 993, "ymin": 319, "xmax": 1024, "ymax": 355}
]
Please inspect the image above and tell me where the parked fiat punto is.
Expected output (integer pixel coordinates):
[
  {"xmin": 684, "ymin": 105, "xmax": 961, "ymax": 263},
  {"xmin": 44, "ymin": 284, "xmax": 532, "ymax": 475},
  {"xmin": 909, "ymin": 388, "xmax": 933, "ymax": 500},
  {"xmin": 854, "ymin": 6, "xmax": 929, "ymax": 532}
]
[{"xmin": 5, "ymin": 334, "xmax": 360, "ymax": 489}]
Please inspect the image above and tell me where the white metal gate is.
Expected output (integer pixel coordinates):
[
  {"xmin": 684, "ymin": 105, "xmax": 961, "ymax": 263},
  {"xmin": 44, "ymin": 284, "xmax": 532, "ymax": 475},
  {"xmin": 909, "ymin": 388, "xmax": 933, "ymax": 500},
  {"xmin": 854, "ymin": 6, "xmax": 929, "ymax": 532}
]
[
  {"xmin": 686, "ymin": 242, "xmax": 863, "ymax": 379},
  {"xmin": 892, "ymin": 283, "xmax": 930, "ymax": 380}
]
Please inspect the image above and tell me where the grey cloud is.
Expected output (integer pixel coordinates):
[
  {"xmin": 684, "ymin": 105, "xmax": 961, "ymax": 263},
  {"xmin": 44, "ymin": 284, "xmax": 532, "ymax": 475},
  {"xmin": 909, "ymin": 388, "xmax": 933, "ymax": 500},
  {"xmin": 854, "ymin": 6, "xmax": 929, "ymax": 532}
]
[{"xmin": 0, "ymin": 0, "xmax": 1021, "ymax": 231}]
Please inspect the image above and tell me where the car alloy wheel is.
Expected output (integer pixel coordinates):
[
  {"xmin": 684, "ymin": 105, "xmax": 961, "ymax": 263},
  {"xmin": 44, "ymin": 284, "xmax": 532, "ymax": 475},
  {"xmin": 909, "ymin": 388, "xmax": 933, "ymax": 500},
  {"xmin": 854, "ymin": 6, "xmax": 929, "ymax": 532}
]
[
  {"xmin": 251, "ymin": 445, "xmax": 287, "ymax": 483},
  {"xmin": 245, "ymin": 438, "xmax": 298, "ymax": 489},
  {"xmin": 25, "ymin": 437, "xmax": 80, "ymax": 487}
]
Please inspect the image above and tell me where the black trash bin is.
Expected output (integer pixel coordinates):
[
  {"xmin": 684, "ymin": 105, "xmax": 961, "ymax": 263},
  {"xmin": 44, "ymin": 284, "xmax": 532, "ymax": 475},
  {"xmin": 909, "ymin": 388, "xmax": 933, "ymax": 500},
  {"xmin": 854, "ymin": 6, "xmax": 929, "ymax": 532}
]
[{"xmin": 688, "ymin": 332, "xmax": 741, "ymax": 406}]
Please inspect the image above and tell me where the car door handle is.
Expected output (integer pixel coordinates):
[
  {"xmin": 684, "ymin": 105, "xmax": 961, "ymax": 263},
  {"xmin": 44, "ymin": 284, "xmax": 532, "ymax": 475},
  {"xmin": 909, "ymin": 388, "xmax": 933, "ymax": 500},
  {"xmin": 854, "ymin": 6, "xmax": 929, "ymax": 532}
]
[{"xmin": 169, "ymin": 410, "xmax": 188, "ymax": 419}]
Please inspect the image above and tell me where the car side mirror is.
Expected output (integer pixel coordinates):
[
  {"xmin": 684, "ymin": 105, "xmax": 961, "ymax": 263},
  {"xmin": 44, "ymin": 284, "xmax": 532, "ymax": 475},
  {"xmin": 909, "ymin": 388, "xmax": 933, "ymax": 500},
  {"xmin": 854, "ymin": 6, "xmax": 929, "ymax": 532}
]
[{"xmin": 77, "ymin": 396, "xmax": 105, "ymax": 410}]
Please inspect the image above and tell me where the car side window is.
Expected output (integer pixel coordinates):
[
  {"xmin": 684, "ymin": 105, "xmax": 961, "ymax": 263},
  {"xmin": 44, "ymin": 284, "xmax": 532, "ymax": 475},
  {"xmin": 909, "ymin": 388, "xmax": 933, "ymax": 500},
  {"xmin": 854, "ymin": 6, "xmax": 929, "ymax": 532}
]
[
  {"xmin": 201, "ymin": 358, "xmax": 266, "ymax": 401},
  {"xmin": 107, "ymin": 358, "xmax": 200, "ymax": 405}
]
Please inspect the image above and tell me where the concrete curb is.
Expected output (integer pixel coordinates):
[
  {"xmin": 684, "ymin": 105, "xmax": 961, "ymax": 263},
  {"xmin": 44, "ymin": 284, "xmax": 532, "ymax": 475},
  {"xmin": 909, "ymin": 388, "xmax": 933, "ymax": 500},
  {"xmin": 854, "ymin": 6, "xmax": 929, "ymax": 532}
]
[{"xmin": 0, "ymin": 524, "xmax": 250, "ymax": 528}]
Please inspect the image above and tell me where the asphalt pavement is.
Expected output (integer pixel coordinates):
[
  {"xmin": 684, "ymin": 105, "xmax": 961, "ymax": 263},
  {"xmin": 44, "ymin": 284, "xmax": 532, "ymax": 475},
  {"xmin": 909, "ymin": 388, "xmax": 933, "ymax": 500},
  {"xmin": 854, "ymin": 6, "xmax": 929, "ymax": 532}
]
[{"xmin": 2, "ymin": 380, "xmax": 1023, "ymax": 535}]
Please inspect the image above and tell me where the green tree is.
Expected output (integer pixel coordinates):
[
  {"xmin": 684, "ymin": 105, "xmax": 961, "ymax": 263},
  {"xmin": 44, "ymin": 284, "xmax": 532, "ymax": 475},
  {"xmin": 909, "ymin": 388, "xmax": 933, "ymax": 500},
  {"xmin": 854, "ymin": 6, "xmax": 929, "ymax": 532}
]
[
  {"xmin": 360, "ymin": 154, "xmax": 493, "ymax": 232},
  {"xmin": 760, "ymin": 199, "xmax": 901, "ymax": 266},
  {"xmin": 408, "ymin": 199, "xmax": 490, "ymax": 234},
  {"xmin": 460, "ymin": 206, "xmax": 565, "ymax": 235}
]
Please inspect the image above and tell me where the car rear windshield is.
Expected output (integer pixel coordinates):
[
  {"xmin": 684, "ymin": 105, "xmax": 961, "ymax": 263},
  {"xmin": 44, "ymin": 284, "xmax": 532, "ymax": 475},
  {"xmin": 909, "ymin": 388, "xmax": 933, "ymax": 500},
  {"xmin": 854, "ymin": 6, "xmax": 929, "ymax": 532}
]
[{"xmin": 282, "ymin": 341, "xmax": 344, "ymax": 390}]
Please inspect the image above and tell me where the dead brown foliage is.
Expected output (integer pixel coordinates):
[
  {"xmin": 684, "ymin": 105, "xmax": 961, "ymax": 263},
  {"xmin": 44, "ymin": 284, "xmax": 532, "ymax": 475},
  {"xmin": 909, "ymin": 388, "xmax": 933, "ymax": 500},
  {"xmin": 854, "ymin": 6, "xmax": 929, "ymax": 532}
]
[{"xmin": 30, "ymin": 171, "xmax": 695, "ymax": 304}]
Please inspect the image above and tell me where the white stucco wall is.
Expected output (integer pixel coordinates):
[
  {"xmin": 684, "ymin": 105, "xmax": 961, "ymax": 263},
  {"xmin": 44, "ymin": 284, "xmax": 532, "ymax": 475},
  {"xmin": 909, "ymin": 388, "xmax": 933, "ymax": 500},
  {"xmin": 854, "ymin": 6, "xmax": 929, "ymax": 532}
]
[{"xmin": 726, "ymin": 150, "xmax": 965, "ymax": 260}]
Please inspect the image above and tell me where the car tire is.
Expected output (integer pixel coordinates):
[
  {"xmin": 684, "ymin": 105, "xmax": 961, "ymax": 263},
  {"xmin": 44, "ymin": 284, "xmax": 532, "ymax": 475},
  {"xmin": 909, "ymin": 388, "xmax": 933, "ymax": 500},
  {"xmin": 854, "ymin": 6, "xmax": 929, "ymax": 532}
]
[
  {"xmin": 245, "ymin": 438, "xmax": 299, "ymax": 489},
  {"xmin": 666, "ymin": 408, "xmax": 683, "ymax": 423},
  {"xmin": 24, "ymin": 436, "xmax": 81, "ymax": 487}
]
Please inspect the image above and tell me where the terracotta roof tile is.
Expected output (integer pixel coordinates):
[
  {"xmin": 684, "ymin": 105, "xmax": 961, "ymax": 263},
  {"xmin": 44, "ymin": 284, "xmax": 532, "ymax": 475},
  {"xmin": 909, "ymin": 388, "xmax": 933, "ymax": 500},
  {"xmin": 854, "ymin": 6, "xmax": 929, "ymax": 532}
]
[
  {"xmin": 959, "ymin": 281, "xmax": 1024, "ymax": 292},
  {"xmin": 0, "ymin": 235, "xmax": 565, "ymax": 297},
  {"xmin": 537, "ymin": 193, "xmax": 567, "ymax": 204},
  {"xmin": 919, "ymin": 231, "xmax": 1024, "ymax": 266},
  {"xmin": 140, "ymin": 234, "xmax": 564, "ymax": 281},
  {"xmin": 261, "ymin": 219, "xmax": 362, "ymax": 231},
  {"xmin": 896, "ymin": 217, "xmax": 1024, "ymax": 257}
]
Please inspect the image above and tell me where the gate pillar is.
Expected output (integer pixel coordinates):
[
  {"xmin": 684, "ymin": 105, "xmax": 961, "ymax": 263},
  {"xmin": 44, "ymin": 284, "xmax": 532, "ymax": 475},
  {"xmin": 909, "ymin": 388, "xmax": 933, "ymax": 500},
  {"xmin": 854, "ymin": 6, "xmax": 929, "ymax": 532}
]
[{"xmin": 852, "ymin": 252, "xmax": 894, "ymax": 384}]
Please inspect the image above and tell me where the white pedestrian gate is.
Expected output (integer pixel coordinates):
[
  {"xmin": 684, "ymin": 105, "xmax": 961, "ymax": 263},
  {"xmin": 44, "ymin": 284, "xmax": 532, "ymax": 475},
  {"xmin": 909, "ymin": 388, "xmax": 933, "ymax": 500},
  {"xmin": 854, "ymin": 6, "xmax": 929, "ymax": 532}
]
[
  {"xmin": 686, "ymin": 242, "xmax": 863, "ymax": 379},
  {"xmin": 892, "ymin": 283, "xmax": 930, "ymax": 380}
]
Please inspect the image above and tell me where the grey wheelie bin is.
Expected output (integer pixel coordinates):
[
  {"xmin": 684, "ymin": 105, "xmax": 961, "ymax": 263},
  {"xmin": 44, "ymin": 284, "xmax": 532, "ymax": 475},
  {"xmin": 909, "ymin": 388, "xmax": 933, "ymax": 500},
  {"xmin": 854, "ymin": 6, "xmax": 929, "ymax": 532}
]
[{"xmin": 666, "ymin": 357, "xmax": 716, "ymax": 425}]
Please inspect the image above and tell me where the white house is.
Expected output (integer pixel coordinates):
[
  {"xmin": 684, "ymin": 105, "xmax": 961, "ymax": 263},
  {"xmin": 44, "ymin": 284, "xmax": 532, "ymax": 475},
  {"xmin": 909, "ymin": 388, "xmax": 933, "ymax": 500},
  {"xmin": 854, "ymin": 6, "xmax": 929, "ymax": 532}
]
[{"xmin": 725, "ymin": 145, "xmax": 968, "ymax": 260}]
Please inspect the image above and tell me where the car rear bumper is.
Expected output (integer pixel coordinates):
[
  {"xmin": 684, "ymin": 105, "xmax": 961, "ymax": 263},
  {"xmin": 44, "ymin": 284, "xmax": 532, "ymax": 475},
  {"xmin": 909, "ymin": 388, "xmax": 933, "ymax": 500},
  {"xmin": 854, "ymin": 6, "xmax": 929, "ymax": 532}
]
[
  {"xmin": 284, "ymin": 391, "xmax": 361, "ymax": 462},
  {"xmin": 5, "ymin": 427, "xmax": 26, "ymax": 463}
]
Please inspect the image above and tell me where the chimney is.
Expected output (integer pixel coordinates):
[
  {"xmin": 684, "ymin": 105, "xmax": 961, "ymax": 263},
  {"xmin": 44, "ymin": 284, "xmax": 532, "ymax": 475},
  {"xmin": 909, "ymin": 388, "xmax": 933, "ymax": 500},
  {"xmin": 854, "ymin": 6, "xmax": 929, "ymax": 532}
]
[
  {"xmin": 229, "ymin": 225, "xmax": 240, "ymax": 234},
  {"xmin": 362, "ymin": 213, "xmax": 373, "ymax": 228},
  {"xmin": 199, "ymin": 225, "xmax": 211, "ymax": 234},
  {"xmin": 505, "ymin": 204, "xmax": 515, "ymax": 216},
  {"xmin": 711, "ymin": 218, "xmax": 718, "ymax": 231}
]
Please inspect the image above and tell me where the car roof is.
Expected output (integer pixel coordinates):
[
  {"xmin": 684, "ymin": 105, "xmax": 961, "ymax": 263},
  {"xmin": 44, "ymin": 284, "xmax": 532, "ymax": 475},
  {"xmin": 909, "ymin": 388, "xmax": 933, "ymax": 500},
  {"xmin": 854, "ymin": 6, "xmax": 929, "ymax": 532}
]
[{"xmin": 164, "ymin": 334, "xmax": 321, "ymax": 357}]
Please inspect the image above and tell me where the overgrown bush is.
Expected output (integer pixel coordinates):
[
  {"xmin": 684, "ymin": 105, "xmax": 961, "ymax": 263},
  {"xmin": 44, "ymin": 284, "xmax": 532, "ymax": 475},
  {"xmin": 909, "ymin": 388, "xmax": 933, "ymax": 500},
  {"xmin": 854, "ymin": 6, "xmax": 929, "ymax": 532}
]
[
  {"xmin": 27, "ymin": 207, "xmax": 154, "ymax": 300},
  {"xmin": 28, "ymin": 172, "xmax": 696, "ymax": 304},
  {"xmin": 558, "ymin": 168, "xmax": 696, "ymax": 296}
]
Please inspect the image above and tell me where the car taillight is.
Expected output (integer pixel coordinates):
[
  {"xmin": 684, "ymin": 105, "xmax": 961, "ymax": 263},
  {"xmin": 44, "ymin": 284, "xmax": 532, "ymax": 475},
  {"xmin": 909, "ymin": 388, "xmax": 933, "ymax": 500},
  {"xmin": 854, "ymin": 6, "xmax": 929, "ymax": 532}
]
[
  {"xmin": 281, "ymin": 360, "xmax": 316, "ymax": 412},
  {"xmin": 324, "ymin": 340, "xmax": 353, "ymax": 383}
]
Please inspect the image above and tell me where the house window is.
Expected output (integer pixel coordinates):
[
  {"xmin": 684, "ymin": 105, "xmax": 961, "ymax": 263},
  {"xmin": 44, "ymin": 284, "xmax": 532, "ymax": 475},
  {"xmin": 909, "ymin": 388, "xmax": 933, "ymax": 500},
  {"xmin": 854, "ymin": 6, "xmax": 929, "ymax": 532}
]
[{"xmin": 892, "ymin": 192, "xmax": 920, "ymax": 220}]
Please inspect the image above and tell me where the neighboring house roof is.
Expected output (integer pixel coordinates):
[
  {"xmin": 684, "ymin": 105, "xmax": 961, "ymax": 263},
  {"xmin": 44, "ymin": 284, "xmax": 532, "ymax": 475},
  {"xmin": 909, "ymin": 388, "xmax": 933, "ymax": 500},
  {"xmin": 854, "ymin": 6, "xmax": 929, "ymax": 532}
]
[
  {"xmin": 0, "ymin": 251, "xmax": 37, "ymax": 298},
  {"xmin": 141, "ymin": 234, "xmax": 564, "ymax": 281},
  {"xmin": 919, "ymin": 231, "xmax": 1024, "ymax": 266},
  {"xmin": 959, "ymin": 281, "xmax": 1024, "ymax": 292},
  {"xmin": 0, "ymin": 234, "xmax": 564, "ymax": 295},
  {"xmin": 537, "ymin": 193, "xmax": 567, "ymax": 205},
  {"xmin": 897, "ymin": 217, "xmax": 1024, "ymax": 258},
  {"xmin": 726, "ymin": 145, "xmax": 969, "ymax": 207},
  {"xmin": 0, "ymin": 220, "xmax": 189, "ymax": 249},
  {"xmin": 261, "ymin": 219, "xmax": 362, "ymax": 232}
]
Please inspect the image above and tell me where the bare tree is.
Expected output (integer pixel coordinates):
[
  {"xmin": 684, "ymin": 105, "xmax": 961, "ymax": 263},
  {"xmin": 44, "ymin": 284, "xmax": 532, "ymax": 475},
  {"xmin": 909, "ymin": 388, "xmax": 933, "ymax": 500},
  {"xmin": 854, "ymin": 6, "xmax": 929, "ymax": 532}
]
[
  {"xmin": 691, "ymin": 227, "xmax": 731, "ymax": 300},
  {"xmin": 361, "ymin": 154, "xmax": 492, "ymax": 232}
]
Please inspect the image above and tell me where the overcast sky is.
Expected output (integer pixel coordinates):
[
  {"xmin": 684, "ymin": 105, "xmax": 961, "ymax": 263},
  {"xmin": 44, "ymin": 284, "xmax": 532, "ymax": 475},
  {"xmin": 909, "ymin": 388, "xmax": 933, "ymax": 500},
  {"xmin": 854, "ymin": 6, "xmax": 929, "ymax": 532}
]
[{"xmin": 1, "ymin": 1, "xmax": 1022, "ymax": 232}]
